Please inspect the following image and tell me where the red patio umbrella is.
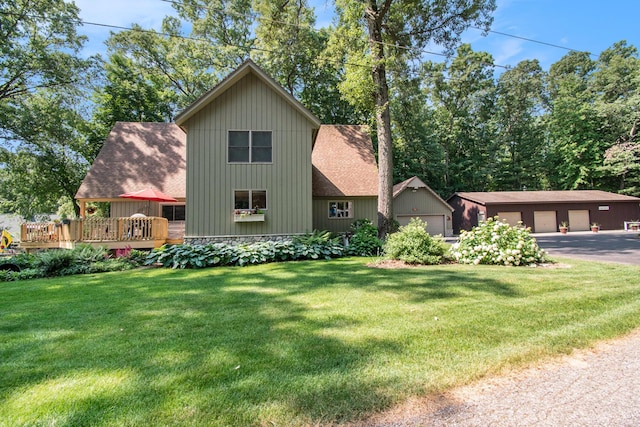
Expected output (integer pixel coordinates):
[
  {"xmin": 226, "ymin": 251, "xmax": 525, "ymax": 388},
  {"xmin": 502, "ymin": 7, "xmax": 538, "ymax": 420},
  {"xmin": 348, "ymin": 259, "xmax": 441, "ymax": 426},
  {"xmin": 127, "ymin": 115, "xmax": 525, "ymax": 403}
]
[{"xmin": 119, "ymin": 188, "xmax": 177, "ymax": 215}]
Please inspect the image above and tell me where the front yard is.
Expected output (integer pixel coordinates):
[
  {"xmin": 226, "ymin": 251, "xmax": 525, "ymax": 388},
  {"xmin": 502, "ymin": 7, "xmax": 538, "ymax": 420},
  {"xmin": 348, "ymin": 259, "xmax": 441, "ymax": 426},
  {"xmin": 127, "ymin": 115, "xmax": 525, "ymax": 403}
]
[{"xmin": 1, "ymin": 257, "xmax": 639, "ymax": 426}]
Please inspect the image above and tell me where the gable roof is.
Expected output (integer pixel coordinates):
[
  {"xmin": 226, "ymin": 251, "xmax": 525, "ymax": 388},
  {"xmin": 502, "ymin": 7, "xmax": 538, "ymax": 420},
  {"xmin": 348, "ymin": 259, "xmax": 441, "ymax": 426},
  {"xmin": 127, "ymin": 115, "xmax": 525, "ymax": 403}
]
[
  {"xmin": 393, "ymin": 176, "xmax": 453, "ymax": 211},
  {"xmin": 174, "ymin": 59, "xmax": 321, "ymax": 128},
  {"xmin": 75, "ymin": 122, "xmax": 186, "ymax": 200},
  {"xmin": 450, "ymin": 190, "xmax": 640, "ymax": 205},
  {"xmin": 312, "ymin": 125, "xmax": 378, "ymax": 197}
]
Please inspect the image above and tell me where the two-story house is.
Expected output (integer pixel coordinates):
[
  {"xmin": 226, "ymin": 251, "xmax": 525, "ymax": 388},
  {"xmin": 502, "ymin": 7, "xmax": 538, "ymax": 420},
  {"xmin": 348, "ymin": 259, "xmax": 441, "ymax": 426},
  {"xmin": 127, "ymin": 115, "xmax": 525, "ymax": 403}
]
[{"xmin": 76, "ymin": 60, "xmax": 382, "ymax": 244}]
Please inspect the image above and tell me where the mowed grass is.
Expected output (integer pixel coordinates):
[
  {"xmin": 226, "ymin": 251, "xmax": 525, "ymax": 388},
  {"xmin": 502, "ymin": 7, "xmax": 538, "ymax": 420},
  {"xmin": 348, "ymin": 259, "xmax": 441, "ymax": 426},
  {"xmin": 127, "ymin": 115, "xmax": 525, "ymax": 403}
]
[{"xmin": 1, "ymin": 257, "xmax": 640, "ymax": 426}]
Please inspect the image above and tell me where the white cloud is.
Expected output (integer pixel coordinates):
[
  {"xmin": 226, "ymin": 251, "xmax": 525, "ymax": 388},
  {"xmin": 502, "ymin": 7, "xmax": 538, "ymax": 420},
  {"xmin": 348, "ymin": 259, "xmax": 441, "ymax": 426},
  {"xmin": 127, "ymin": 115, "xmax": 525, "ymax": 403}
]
[{"xmin": 492, "ymin": 38, "xmax": 524, "ymax": 66}]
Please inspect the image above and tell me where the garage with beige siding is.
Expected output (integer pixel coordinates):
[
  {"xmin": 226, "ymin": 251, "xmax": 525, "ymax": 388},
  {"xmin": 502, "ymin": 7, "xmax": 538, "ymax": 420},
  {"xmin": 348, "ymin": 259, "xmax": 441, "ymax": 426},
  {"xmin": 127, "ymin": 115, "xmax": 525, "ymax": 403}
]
[{"xmin": 393, "ymin": 177, "xmax": 454, "ymax": 236}]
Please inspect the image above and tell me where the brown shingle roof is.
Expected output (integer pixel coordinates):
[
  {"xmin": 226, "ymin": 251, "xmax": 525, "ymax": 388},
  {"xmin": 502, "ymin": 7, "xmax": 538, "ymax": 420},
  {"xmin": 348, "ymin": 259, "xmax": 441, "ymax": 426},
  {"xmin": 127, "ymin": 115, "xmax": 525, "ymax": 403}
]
[
  {"xmin": 452, "ymin": 190, "xmax": 640, "ymax": 205},
  {"xmin": 312, "ymin": 125, "xmax": 378, "ymax": 197},
  {"xmin": 75, "ymin": 122, "xmax": 186, "ymax": 200}
]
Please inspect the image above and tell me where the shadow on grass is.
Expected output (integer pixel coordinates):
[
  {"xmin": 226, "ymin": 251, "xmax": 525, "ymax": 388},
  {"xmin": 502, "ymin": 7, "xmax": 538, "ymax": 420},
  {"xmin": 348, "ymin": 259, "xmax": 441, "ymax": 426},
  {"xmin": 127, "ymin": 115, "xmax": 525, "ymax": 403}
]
[{"xmin": 0, "ymin": 259, "xmax": 529, "ymax": 425}]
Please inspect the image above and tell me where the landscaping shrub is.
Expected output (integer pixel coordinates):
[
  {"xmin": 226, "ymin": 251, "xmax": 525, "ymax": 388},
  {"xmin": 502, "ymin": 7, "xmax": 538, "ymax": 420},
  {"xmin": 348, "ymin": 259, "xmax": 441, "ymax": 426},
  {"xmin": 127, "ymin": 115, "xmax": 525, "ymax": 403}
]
[
  {"xmin": 384, "ymin": 218, "xmax": 447, "ymax": 265},
  {"xmin": 32, "ymin": 249, "xmax": 77, "ymax": 276},
  {"xmin": 345, "ymin": 219, "xmax": 383, "ymax": 256},
  {"xmin": 450, "ymin": 216, "xmax": 547, "ymax": 266},
  {"xmin": 146, "ymin": 232, "xmax": 345, "ymax": 269},
  {"xmin": 0, "ymin": 245, "xmax": 139, "ymax": 281}
]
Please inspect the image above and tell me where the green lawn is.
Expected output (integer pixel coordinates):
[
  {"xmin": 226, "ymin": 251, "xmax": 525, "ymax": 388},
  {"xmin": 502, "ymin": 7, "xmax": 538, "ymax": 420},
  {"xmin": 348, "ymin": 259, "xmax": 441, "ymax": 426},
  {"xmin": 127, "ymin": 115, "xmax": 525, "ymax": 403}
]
[{"xmin": 1, "ymin": 257, "xmax": 639, "ymax": 426}]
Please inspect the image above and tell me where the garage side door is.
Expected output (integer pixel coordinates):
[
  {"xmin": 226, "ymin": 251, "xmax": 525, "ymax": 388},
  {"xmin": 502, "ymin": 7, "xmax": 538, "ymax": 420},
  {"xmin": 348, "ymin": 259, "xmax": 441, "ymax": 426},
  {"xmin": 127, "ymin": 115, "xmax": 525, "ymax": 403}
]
[
  {"xmin": 568, "ymin": 210, "xmax": 590, "ymax": 231},
  {"xmin": 533, "ymin": 211, "xmax": 557, "ymax": 233},
  {"xmin": 497, "ymin": 211, "xmax": 522, "ymax": 227},
  {"xmin": 397, "ymin": 215, "xmax": 445, "ymax": 236}
]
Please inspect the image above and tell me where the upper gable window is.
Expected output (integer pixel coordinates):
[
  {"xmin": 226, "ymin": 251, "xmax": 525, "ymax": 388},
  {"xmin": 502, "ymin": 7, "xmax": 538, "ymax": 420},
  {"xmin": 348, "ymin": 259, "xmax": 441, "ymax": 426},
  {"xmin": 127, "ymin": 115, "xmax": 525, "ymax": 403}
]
[{"xmin": 228, "ymin": 130, "xmax": 272, "ymax": 163}]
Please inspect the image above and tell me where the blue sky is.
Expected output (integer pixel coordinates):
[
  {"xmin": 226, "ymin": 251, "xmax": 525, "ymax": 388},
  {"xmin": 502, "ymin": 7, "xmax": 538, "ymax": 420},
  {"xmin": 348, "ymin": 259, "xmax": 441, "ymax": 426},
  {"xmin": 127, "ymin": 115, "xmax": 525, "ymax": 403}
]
[{"xmin": 74, "ymin": 0, "xmax": 639, "ymax": 71}]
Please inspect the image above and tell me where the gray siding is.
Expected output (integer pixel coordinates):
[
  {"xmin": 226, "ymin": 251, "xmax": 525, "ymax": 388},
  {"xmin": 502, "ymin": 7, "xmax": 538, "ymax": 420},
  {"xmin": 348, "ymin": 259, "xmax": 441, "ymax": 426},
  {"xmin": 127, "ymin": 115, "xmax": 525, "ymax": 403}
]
[
  {"xmin": 184, "ymin": 73, "xmax": 315, "ymax": 237},
  {"xmin": 393, "ymin": 188, "xmax": 453, "ymax": 236},
  {"xmin": 393, "ymin": 188, "xmax": 452, "ymax": 217},
  {"xmin": 312, "ymin": 197, "xmax": 378, "ymax": 233},
  {"xmin": 110, "ymin": 201, "xmax": 160, "ymax": 217}
]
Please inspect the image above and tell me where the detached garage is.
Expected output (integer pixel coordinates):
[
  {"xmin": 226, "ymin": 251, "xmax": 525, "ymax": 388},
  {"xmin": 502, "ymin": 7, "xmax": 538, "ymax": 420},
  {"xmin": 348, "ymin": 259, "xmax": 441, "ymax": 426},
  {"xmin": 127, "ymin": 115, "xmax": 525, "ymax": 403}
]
[
  {"xmin": 393, "ymin": 177, "xmax": 454, "ymax": 236},
  {"xmin": 447, "ymin": 190, "xmax": 640, "ymax": 234}
]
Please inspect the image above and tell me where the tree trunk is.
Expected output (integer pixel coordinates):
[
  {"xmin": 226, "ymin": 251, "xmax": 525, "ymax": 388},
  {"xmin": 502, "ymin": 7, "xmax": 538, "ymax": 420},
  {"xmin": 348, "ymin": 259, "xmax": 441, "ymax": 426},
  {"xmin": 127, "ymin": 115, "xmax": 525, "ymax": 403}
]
[{"xmin": 365, "ymin": 1, "xmax": 394, "ymax": 238}]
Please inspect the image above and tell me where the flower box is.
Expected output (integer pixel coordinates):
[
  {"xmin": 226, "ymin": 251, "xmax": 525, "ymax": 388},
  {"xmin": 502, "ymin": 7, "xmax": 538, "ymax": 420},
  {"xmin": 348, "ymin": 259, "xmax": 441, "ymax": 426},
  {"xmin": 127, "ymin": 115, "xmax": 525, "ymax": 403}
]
[{"xmin": 234, "ymin": 213, "xmax": 265, "ymax": 222}]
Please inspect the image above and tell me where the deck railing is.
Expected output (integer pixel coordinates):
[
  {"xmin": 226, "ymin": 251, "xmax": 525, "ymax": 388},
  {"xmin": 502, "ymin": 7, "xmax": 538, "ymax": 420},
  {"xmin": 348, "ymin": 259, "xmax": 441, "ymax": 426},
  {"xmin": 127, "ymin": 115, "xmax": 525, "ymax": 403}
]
[{"xmin": 20, "ymin": 217, "xmax": 170, "ymax": 250}]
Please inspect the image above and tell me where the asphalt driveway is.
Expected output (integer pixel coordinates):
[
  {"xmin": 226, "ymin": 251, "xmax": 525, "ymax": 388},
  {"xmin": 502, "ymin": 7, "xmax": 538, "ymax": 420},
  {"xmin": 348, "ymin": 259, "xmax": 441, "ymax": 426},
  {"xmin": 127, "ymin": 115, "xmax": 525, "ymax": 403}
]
[{"xmin": 533, "ymin": 230, "xmax": 640, "ymax": 265}]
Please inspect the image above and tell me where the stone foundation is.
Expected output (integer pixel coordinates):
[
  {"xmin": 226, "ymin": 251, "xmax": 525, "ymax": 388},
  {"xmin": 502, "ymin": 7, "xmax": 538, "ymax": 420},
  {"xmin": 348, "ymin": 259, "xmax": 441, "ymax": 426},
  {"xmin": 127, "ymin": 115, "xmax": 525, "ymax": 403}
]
[{"xmin": 184, "ymin": 234, "xmax": 297, "ymax": 246}]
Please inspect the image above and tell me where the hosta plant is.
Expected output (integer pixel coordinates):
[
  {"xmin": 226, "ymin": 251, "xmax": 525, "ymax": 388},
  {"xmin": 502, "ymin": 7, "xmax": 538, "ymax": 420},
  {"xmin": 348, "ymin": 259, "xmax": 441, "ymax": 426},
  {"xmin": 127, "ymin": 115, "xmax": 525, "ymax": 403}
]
[{"xmin": 450, "ymin": 217, "xmax": 546, "ymax": 266}]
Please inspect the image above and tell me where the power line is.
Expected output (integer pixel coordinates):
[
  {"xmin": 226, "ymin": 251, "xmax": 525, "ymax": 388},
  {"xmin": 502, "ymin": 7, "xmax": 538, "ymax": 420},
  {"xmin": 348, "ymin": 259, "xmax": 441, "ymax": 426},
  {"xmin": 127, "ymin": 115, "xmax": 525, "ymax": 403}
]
[
  {"xmin": 158, "ymin": 0, "xmax": 510, "ymax": 68},
  {"xmin": 472, "ymin": 27, "xmax": 594, "ymax": 57},
  {"xmin": 160, "ymin": 0, "xmax": 592, "ymax": 60}
]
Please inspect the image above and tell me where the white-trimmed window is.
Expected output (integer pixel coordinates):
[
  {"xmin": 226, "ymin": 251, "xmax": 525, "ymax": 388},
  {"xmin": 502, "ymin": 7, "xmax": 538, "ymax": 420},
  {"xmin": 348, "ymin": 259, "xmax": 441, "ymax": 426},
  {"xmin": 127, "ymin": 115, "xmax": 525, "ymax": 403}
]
[
  {"xmin": 328, "ymin": 201, "xmax": 353, "ymax": 218},
  {"xmin": 234, "ymin": 190, "xmax": 267, "ymax": 211},
  {"xmin": 228, "ymin": 130, "xmax": 272, "ymax": 163}
]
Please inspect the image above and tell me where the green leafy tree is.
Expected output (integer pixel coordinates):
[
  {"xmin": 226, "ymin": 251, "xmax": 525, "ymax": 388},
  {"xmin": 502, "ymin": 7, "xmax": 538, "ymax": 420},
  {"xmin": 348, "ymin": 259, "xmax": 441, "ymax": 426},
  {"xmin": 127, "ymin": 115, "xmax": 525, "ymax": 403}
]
[
  {"xmin": 0, "ymin": 0, "xmax": 94, "ymax": 218},
  {"xmin": 105, "ymin": 0, "xmax": 253, "ymax": 118},
  {"xmin": 330, "ymin": 0, "xmax": 496, "ymax": 237},
  {"xmin": 545, "ymin": 51, "xmax": 601, "ymax": 189},
  {"xmin": 391, "ymin": 70, "xmax": 446, "ymax": 193},
  {"xmin": 0, "ymin": 89, "xmax": 92, "ymax": 218},
  {"xmin": 591, "ymin": 41, "xmax": 640, "ymax": 193},
  {"xmin": 601, "ymin": 141, "xmax": 640, "ymax": 195},
  {"xmin": 493, "ymin": 60, "xmax": 547, "ymax": 190},
  {"xmin": 423, "ymin": 44, "xmax": 497, "ymax": 194},
  {"xmin": 253, "ymin": 0, "xmax": 363, "ymax": 123},
  {"xmin": 0, "ymin": 0, "xmax": 88, "ymax": 105}
]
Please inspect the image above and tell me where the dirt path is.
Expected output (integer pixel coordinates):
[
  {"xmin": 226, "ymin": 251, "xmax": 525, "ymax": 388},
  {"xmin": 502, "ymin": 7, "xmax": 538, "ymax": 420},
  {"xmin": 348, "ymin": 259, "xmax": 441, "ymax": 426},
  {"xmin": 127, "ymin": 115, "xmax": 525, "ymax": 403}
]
[{"xmin": 357, "ymin": 328, "xmax": 640, "ymax": 426}]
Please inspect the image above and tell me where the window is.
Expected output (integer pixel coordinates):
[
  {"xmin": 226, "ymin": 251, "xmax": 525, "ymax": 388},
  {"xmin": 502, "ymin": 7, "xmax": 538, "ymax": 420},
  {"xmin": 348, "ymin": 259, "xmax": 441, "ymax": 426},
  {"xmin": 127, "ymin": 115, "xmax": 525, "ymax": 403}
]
[
  {"xmin": 161, "ymin": 205, "xmax": 186, "ymax": 221},
  {"xmin": 328, "ymin": 201, "xmax": 353, "ymax": 218},
  {"xmin": 228, "ymin": 131, "xmax": 272, "ymax": 163},
  {"xmin": 234, "ymin": 190, "xmax": 267, "ymax": 211}
]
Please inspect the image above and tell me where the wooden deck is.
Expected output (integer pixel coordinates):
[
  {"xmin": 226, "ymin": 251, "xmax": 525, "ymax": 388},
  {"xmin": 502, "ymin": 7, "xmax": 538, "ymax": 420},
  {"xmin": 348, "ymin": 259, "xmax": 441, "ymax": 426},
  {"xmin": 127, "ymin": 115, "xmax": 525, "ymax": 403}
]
[{"xmin": 20, "ymin": 217, "xmax": 175, "ymax": 252}]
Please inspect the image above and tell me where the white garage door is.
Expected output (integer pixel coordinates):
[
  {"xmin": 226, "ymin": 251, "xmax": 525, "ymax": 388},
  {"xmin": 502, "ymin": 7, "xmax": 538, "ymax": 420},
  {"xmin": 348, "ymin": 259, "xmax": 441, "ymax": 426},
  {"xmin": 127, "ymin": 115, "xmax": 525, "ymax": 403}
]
[
  {"xmin": 497, "ymin": 211, "xmax": 522, "ymax": 227},
  {"xmin": 568, "ymin": 210, "xmax": 590, "ymax": 231},
  {"xmin": 397, "ymin": 215, "xmax": 445, "ymax": 236},
  {"xmin": 533, "ymin": 211, "xmax": 557, "ymax": 233}
]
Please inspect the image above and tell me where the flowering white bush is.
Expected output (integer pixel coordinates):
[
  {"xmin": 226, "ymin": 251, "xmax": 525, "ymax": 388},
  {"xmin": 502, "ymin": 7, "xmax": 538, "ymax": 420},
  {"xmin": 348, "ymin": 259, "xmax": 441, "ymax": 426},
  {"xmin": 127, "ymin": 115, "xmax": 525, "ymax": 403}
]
[{"xmin": 450, "ymin": 217, "xmax": 547, "ymax": 266}]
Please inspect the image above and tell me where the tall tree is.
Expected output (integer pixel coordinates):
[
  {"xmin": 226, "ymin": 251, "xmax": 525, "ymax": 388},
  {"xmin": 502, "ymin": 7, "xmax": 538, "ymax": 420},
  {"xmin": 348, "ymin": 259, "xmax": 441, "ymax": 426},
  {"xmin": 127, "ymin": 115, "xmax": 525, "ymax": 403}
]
[
  {"xmin": 545, "ymin": 51, "xmax": 600, "ymax": 189},
  {"xmin": 591, "ymin": 41, "xmax": 640, "ymax": 194},
  {"xmin": 105, "ymin": 0, "xmax": 254, "ymax": 118},
  {"xmin": 330, "ymin": 0, "xmax": 496, "ymax": 236},
  {"xmin": 0, "ymin": 89, "xmax": 93, "ymax": 218},
  {"xmin": 252, "ymin": 0, "xmax": 363, "ymax": 123},
  {"xmin": 90, "ymin": 52, "xmax": 175, "ymax": 147},
  {"xmin": 0, "ymin": 0, "xmax": 88, "ymax": 106},
  {"xmin": 423, "ymin": 44, "xmax": 497, "ymax": 194},
  {"xmin": 0, "ymin": 0, "xmax": 94, "ymax": 217},
  {"xmin": 391, "ymin": 68, "xmax": 446, "ymax": 193},
  {"xmin": 493, "ymin": 60, "xmax": 546, "ymax": 190}
]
